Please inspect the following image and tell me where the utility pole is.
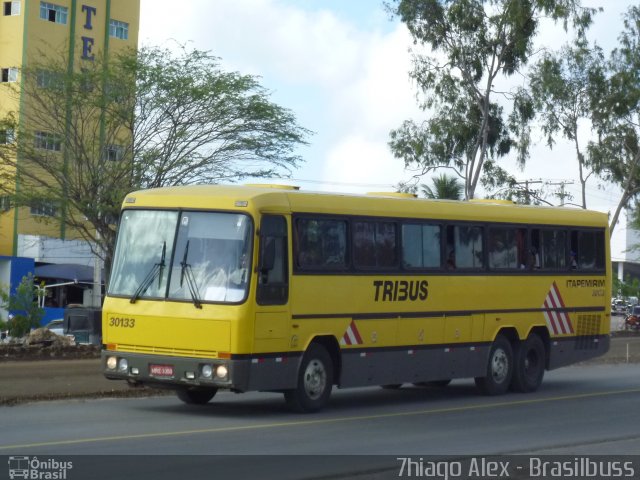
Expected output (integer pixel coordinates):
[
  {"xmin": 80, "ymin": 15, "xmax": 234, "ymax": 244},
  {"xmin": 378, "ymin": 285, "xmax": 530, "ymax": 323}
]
[
  {"xmin": 512, "ymin": 179, "xmax": 543, "ymax": 204},
  {"xmin": 547, "ymin": 180, "xmax": 575, "ymax": 206},
  {"xmin": 92, "ymin": 229, "xmax": 102, "ymax": 308}
]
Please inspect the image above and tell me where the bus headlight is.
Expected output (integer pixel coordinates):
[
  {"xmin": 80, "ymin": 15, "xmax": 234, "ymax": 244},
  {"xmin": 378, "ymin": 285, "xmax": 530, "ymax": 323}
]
[
  {"xmin": 215, "ymin": 365, "xmax": 228, "ymax": 380},
  {"xmin": 106, "ymin": 356, "xmax": 117, "ymax": 370},
  {"xmin": 118, "ymin": 358, "xmax": 129, "ymax": 373},
  {"xmin": 201, "ymin": 364, "xmax": 213, "ymax": 379}
]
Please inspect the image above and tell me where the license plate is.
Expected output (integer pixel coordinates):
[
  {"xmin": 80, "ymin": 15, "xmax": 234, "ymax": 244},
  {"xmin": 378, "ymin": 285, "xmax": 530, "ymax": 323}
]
[{"xmin": 149, "ymin": 364, "xmax": 174, "ymax": 377}]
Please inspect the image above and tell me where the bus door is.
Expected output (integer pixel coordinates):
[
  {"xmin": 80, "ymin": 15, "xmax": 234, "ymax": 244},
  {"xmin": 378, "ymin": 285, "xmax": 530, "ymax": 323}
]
[{"xmin": 251, "ymin": 215, "xmax": 294, "ymax": 390}]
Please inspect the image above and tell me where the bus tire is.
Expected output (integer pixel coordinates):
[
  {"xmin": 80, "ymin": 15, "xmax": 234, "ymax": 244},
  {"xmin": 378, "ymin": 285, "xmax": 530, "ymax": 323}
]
[
  {"xmin": 475, "ymin": 335, "xmax": 513, "ymax": 396},
  {"xmin": 176, "ymin": 387, "xmax": 217, "ymax": 405},
  {"xmin": 510, "ymin": 334, "xmax": 545, "ymax": 393},
  {"xmin": 285, "ymin": 343, "xmax": 333, "ymax": 413}
]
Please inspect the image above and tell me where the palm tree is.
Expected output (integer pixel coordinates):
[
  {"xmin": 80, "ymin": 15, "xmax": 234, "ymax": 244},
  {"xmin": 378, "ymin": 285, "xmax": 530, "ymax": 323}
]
[{"xmin": 421, "ymin": 174, "xmax": 463, "ymax": 200}]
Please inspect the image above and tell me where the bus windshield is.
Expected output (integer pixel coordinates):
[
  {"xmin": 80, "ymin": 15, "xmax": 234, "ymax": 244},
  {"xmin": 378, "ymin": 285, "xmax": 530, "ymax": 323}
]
[{"xmin": 109, "ymin": 209, "xmax": 252, "ymax": 304}]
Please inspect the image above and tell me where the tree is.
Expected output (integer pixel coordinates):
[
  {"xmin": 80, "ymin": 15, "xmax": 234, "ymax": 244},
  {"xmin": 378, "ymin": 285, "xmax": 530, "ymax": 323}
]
[
  {"xmin": 589, "ymin": 6, "xmax": 640, "ymax": 235},
  {"xmin": 522, "ymin": 43, "xmax": 606, "ymax": 209},
  {"xmin": 0, "ymin": 274, "xmax": 44, "ymax": 337},
  {"xmin": 387, "ymin": 0, "xmax": 597, "ymax": 200},
  {"xmin": 421, "ymin": 173, "xmax": 463, "ymax": 200},
  {"xmin": 0, "ymin": 46, "xmax": 311, "ymax": 279},
  {"xmin": 612, "ymin": 274, "xmax": 640, "ymax": 300}
]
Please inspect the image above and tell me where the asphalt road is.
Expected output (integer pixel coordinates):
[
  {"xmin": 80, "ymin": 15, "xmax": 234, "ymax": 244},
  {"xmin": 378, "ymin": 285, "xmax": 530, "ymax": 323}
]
[{"xmin": 1, "ymin": 363, "xmax": 639, "ymax": 479}]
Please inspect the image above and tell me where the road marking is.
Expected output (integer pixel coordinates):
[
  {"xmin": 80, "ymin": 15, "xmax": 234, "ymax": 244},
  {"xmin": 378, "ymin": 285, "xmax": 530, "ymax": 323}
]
[{"xmin": 2, "ymin": 387, "xmax": 640, "ymax": 451}]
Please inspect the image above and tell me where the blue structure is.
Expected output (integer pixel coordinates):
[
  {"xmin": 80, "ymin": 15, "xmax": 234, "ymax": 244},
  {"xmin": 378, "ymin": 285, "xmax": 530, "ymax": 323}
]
[
  {"xmin": 0, "ymin": 256, "xmax": 35, "ymax": 297},
  {"xmin": 0, "ymin": 256, "xmax": 66, "ymax": 326},
  {"xmin": 0, "ymin": 255, "xmax": 37, "ymax": 323}
]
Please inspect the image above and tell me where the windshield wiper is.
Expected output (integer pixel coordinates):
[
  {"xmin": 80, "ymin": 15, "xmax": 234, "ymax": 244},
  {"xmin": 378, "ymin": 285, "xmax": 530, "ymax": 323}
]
[
  {"xmin": 180, "ymin": 240, "xmax": 203, "ymax": 309},
  {"xmin": 130, "ymin": 241, "xmax": 166, "ymax": 304}
]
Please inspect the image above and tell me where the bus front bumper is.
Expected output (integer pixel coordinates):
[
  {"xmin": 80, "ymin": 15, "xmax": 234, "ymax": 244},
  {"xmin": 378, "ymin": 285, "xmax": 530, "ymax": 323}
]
[{"xmin": 101, "ymin": 350, "xmax": 250, "ymax": 392}]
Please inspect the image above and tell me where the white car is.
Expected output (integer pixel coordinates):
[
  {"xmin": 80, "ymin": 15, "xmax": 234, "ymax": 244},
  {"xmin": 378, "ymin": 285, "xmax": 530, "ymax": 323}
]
[{"xmin": 45, "ymin": 319, "xmax": 65, "ymax": 336}]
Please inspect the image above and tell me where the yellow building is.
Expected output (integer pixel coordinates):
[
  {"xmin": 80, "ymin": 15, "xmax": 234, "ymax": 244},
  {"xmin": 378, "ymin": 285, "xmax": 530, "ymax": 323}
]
[
  {"xmin": 0, "ymin": 0, "xmax": 139, "ymax": 259},
  {"xmin": 0, "ymin": 0, "xmax": 140, "ymax": 320}
]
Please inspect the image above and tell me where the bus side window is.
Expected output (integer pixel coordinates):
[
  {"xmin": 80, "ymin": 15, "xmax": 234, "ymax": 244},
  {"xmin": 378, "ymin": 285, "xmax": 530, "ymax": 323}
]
[
  {"xmin": 257, "ymin": 215, "xmax": 289, "ymax": 305},
  {"xmin": 530, "ymin": 229, "xmax": 541, "ymax": 270}
]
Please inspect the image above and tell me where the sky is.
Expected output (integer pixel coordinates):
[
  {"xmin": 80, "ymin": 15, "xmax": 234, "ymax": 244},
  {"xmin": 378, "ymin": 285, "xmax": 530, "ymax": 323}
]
[{"xmin": 138, "ymin": 0, "xmax": 637, "ymax": 260}]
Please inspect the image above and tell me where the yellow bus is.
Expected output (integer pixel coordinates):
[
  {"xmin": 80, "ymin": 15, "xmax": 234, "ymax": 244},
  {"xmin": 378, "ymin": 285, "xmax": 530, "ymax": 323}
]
[{"xmin": 102, "ymin": 185, "xmax": 610, "ymax": 412}]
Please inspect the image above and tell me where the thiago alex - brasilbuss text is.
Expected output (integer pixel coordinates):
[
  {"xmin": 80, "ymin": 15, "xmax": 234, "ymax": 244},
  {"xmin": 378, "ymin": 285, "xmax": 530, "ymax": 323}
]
[{"xmin": 396, "ymin": 457, "xmax": 636, "ymax": 478}]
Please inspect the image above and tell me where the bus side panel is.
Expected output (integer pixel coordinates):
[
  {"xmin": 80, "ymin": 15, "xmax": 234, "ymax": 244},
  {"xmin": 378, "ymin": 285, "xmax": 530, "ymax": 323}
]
[
  {"xmin": 548, "ymin": 335, "xmax": 610, "ymax": 369},
  {"xmin": 244, "ymin": 354, "xmax": 302, "ymax": 391},
  {"xmin": 338, "ymin": 344, "xmax": 489, "ymax": 388}
]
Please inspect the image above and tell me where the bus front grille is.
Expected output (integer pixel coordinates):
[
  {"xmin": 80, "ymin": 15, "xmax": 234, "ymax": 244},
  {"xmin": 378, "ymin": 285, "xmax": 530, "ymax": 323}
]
[{"xmin": 114, "ymin": 344, "xmax": 219, "ymax": 359}]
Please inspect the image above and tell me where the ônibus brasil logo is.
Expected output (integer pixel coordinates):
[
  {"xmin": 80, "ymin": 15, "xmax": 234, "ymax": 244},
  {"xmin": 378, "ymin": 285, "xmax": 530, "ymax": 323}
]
[{"xmin": 8, "ymin": 456, "xmax": 73, "ymax": 480}]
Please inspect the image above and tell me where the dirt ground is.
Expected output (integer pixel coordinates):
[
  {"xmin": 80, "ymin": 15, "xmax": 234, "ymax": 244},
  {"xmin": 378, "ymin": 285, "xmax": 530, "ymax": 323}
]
[{"xmin": 0, "ymin": 334, "xmax": 639, "ymax": 406}]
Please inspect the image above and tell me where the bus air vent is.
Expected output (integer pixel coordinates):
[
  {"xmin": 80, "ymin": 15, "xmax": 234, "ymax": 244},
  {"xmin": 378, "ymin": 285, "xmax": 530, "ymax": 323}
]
[{"xmin": 575, "ymin": 314, "xmax": 601, "ymax": 350}]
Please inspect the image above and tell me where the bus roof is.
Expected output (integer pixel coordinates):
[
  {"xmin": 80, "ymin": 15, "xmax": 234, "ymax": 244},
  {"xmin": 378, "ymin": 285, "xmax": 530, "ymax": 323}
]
[{"xmin": 123, "ymin": 184, "xmax": 609, "ymax": 228}]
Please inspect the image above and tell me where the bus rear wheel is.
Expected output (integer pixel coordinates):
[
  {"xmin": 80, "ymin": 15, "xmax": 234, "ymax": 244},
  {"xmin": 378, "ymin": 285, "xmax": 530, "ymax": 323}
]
[
  {"xmin": 285, "ymin": 343, "xmax": 333, "ymax": 413},
  {"xmin": 176, "ymin": 387, "xmax": 217, "ymax": 405},
  {"xmin": 511, "ymin": 334, "xmax": 545, "ymax": 393},
  {"xmin": 475, "ymin": 335, "xmax": 513, "ymax": 396}
]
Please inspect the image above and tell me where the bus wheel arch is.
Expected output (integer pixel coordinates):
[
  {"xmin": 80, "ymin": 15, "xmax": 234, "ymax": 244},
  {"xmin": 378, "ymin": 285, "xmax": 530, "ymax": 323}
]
[{"xmin": 285, "ymin": 340, "xmax": 336, "ymax": 413}]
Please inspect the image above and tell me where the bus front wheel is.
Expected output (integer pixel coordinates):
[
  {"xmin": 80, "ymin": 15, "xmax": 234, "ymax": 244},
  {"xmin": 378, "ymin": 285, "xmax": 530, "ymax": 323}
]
[
  {"xmin": 475, "ymin": 335, "xmax": 513, "ymax": 395},
  {"xmin": 510, "ymin": 334, "xmax": 545, "ymax": 393},
  {"xmin": 176, "ymin": 387, "xmax": 217, "ymax": 405},
  {"xmin": 285, "ymin": 343, "xmax": 333, "ymax": 413}
]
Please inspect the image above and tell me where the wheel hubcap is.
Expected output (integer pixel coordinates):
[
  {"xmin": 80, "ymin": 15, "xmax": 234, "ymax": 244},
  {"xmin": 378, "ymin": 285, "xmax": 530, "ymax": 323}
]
[
  {"xmin": 491, "ymin": 348, "xmax": 509, "ymax": 384},
  {"xmin": 303, "ymin": 358, "xmax": 326, "ymax": 400}
]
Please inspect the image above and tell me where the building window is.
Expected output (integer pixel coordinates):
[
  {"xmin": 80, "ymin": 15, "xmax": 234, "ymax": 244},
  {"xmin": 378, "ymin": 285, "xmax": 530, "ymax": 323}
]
[
  {"xmin": 34, "ymin": 131, "xmax": 61, "ymax": 151},
  {"xmin": 36, "ymin": 69, "xmax": 63, "ymax": 89},
  {"xmin": 0, "ymin": 128, "xmax": 15, "ymax": 144},
  {"xmin": 30, "ymin": 201, "xmax": 57, "ymax": 217},
  {"xmin": 109, "ymin": 19, "xmax": 129, "ymax": 40},
  {"xmin": 103, "ymin": 144, "xmax": 124, "ymax": 161},
  {"xmin": 3, "ymin": 1, "xmax": 21, "ymax": 16},
  {"xmin": 1, "ymin": 67, "xmax": 18, "ymax": 83},
  {"xmin": 0, "ymin": 196, "xmax": 11, "ymax": 212},
  {"xmin": 40, "ymin": 1, "xmax": 67, "ymax": 24}
]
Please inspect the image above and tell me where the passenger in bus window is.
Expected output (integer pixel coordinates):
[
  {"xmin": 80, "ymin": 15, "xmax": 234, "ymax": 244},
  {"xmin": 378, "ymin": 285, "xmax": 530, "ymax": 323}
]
[
  {"xmin": 570, "ymin": 251, "xmax": 578, "ymax": 269},
  {"xmin": 529, "ymin": 247, "xmax": 540, "ymax": 269}
]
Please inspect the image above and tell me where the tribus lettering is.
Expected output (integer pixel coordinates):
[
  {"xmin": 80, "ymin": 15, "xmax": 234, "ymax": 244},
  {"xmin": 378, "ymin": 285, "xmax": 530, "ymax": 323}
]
[{"xmin": 373, "ymin": 280, "xmax": 428, "ymax": 302}]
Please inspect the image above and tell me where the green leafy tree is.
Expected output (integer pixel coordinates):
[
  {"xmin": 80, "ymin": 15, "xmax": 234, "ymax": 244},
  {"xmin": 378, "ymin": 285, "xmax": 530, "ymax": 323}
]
[
  {"xmin": 589, "ymin": 6, "xmax": 640, "ymax": 235},
  {"xmin": 0, "ymin": 274, "xmax": 44, "ymax": 338},
  {"xmin": 421, "ymin": 173, "xmax": 463, "ymax": 200},
  {"xmin": 521, "ymin": 43, "xmax": 606, "ymax": 209},
  {"xmin": 612, "ymin": 275, "xmax": 640, "ymax": 300},
  {"xmin": 387, "ymin": 0, "xmax": 597, "ymax": 200},
  {"xmin": 0, "ymin": 46, "xmax": 311, "ymax": 280}
]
